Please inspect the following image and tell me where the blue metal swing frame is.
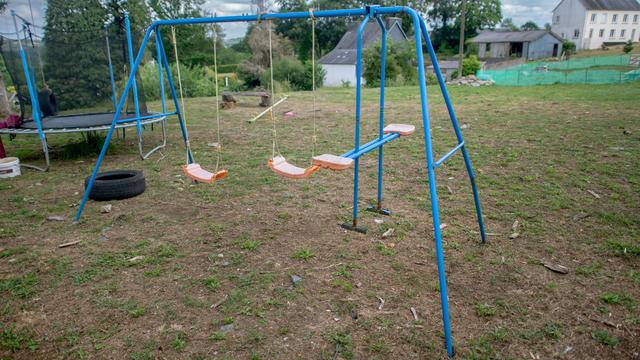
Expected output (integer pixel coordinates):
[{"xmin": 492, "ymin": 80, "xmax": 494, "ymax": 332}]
[{"xmin": 72, "ymin": 5, "xmax": 486, "ymax": 357}]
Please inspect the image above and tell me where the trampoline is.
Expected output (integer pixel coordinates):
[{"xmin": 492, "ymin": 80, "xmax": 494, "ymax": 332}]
[
  {"xmin": 0, "ymin": 11, "xmax": 167, "ymax": 171},
  {"xmin": 0, "ymin": 112, "xmax": 166, "ymax": 134}
]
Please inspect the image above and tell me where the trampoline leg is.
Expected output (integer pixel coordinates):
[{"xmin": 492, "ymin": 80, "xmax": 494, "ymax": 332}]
[
  {"xmin": 139, "ymin": 118, "xmax": 167, "ymax": 160},
  {"xmin": 20, "ymin": 134, "xmax": 50, "ymax": 172}
]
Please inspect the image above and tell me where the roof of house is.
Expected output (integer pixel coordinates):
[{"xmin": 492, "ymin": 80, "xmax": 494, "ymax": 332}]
[
  {"xmin": 319, "ymin": 18, "xmax": 407, "ymax": 65},
  {"xmin": 469, "ymin": 30, "xmax": 563, "ymax": 43},
  {"xmin": 579, "ymin": 0, "xmax": 640, "ymax": 10},
  {"xmin": 553, "ymin": 0, "xmax": 640, "ymax": 12}
]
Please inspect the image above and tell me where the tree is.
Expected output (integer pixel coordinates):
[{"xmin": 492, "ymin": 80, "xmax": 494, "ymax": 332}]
[
  {"xmin": 237, "ymin": 23, "xmax": 291, "ymax": 88},
  {"xmin": 276, "ymin": 0, "xmax": 360, "ymax": 62},
  {"xmin": 544, "ymin": 22, "xmax": 551, "ymax": 31},
  {"xmin": 623, "ymin": 40, "xmax": 633, "ymax": 54},
  {"xmin": 0, "ymin": 0, "xmax": 10, "ymax": 117},
  {"xmin": 562, "ymin": 40, "xmax": 576, "ymax": 57},
  {"xmin": 363, "ymin": 40, "xmax": 417, "ymax": 87},
  {"xmin": 499, "ymin": 17, "xmax": 518, "ymax": 31},
  {"xmin": 428, "ymin": 0, "xmax": 502, "ymax": 52},
  {"xmin": 520, "ymin": 21, "xmax": 540, "ymax": 31},
  {"xmin": 149, "ymin": 0, "xmax": 218, "ymax": 66}
]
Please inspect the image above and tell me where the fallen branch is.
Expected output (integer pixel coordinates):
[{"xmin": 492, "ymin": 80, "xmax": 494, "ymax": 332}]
[
  {"xmin": 247, "ymin": 96, "xmax": 288, "ymax": 123},
  {"xmin": 58, "ymin": 240, "xmax": 81, "ymax": 248},
  {"xmin": 410, "ymin": 307, "xmax": 419, "ymax": 320},
  {"xmin": 211, "ymin": 294, "xmax": 228, "ymax": 309}
]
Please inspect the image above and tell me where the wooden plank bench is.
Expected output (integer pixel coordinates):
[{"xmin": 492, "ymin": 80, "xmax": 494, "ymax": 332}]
[{"xmin": 221, "ymin": 91, "xmax": 271, "ymax": 109}]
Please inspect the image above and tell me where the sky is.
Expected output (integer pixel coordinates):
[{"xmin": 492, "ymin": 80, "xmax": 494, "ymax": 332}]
[{"xmin": 1, "ymin": 0, "xmax": 560, "ymax": 39}]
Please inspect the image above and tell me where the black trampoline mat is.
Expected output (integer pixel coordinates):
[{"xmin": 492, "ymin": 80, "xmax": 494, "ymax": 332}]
[{"xmin": 21, "ymin": 112, "xmax": 153, "ymax": 130}]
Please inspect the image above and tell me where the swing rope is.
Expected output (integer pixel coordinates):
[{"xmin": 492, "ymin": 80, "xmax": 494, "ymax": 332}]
[
  {"xmin": 176, "ymin": 24, "xmax": 228, "ymax": 183},
  {"xmin": 310, "ymin": 8, "xmax": 317, "ymax": 162},
  {"xmin": 212, "ymin": 25, "xmax": 223, "ymax": 171},
  {"xmin": 267, "ymin": 19, "xmax": 281, "ymax": 160},
  {"xmin": 170, "ymin": 26, "xmax": 191, "ymax": 164}
]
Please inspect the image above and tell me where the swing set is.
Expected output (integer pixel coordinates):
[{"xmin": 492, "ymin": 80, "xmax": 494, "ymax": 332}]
[{"xmin": 71, "ymin": 6, "xmax": 487, "ymax": 357}]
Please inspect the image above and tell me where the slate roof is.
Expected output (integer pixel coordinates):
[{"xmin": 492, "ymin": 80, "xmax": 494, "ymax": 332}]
[
  {"xmin": 319, "ymin": 19, "xmax": 407, "ymax": 65},
  {"xmin": 469, "ymin": 30, "xmax": 563, "ymax": 43},
  {"xmin": 553, "ymin": 0, "xmax": 640, "ymax": 12},
  {"xmin": 578, "ymin": 0, "xmax": 640, "ymax": 10}
]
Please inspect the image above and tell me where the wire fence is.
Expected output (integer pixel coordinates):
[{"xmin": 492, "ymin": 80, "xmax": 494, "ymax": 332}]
[{"xmin": 477, "ymin": 54, "xmax": 640, "ymax": 86}]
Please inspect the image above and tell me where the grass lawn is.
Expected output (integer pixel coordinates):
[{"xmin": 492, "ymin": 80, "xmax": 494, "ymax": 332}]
[{"xmin": 0, "ymin": 82, "xmax": 639, "ymax": 359}]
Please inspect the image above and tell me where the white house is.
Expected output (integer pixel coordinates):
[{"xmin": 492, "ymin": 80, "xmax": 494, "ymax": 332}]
[
  {"xmin": 319, "ymin": 18, "xmax": 407, "ymax": 87},
  {"xmin": 551, "ymin": 0, "xmax": 640, "ymax": 50}
]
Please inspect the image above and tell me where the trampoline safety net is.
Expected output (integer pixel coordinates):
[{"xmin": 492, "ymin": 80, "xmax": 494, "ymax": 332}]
[{"xmin": 0, "ymin": 18, "xmax": 147, "ymax": 121}]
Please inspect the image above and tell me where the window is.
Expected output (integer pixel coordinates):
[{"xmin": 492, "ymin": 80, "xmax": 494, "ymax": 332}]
[
  {"xmin": 589, "ymin": 29, "xmax": 594, "ymax": 38},
  {"xmin": 561, "ymin": 32, "xmax": 565, "ymax": 38},
  {"xmin": 633, "ymin": 29, "xmax": 637, "ymax": 40},
  {"xmin": 620, "ymin": 29, "xmax": 626, "ymax": 38},
  {"xmin": 600, "ymin": 13, "xmax": 607, "ymax": 23},
  {"xmin": 590, "ymin": 13, "xmax": 597, "ymax": 23},
  {"xmin": 599, "ymin": 29, "xmax": 605, "ymax": 37},
  {"xmin": 574, "ymin": 29, "xmax": 580, "ymax": 38},
  {"xmin": 634, "ymin": 14, "xmax": 639, "ymax": 23},
  {"xmin": 485, "ymin": 43, "xmax": 491, "ymax": 52},
  {"xmin": 623, "ymin": 14, "xmax": 628, "ymax": 23},
  {"xmin": 612, "ymin": 14, "xmax": 618, "ymax": 23},
  {"xmin": 610, "ymin": 29, "xmax": 615, "ymax": 38},
  {"xmin": 554, "ymin": 15, "xmax": 560, "ymax": 24}
]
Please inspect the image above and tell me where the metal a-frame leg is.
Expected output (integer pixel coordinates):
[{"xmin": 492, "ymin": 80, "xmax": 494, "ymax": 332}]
[
  {"xmin": 75, "ymin": 28, "xmax": 191, "ymax": 223},
  {"xmin": 367, "ymin": 15, "xmax": 392, "ymax": 217},
  {"xmin": 419, "ymin": 17, "xmax": 487, "ymax": 244}
]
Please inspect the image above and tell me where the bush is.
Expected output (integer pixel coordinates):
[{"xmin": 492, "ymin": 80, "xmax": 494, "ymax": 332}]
[
  {"xmin": 461, "ymin": 55, "xmax": 481, "ymax": 76},
  {"xmin": 563, "ymin": 40, "xmax": 576, "ymax": 56},
  {"xmin": 140, "ymin": 61, "xmax": 218, "ymax": 100},
  {"xmin": 260, "ymin": 57, "xmax": 324, "ymax": 91},
  {"xmin": 623, "ymin": 40, "xmax": 633, "ymax": 54},
  {"xmin": 363, "ymin": 41, "xmax": 417, "ymax": 87}
]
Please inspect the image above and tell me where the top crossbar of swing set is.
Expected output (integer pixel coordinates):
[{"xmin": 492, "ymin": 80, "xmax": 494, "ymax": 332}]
[{"xmin": 75, "ymin": 5, "xmax": 488, "ymax": 358}]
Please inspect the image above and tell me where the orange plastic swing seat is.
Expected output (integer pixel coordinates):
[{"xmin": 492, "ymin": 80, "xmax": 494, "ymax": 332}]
[
  {"xmin": 383, "ymin": 123, "xmax": 416, "ymax": 136},
  {"xmin": 312, "ymin": 154, "xmax": 354, "ymax": 170},
  {"xmin": 268, "ymin": 156, "xmax": 320, "ymax": 179},
  {"xmin": 182, "ymin": 163, "xmax": 228, "ymax": 183}
]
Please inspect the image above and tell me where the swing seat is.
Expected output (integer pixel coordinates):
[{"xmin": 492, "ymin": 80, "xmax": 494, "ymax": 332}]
[
  {"xmin": 268, "ymin": 156, "xmax": 320, "ymax": 179},
  {"xmin": 182, "ymin": 163, "xmax": 228, "ymax": 183},
  {"xmin": 383, "ymin": 123, "xmax": 415, "ymax": 136},
  {"xmin": 312, "ymin": 154, "xmax": 354, "ymax": 170}
]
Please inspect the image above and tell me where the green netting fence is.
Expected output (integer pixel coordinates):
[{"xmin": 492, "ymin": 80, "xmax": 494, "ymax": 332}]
[{"xmin": 477, "ymin": 55, "xmax": 640, "ymax": 86}]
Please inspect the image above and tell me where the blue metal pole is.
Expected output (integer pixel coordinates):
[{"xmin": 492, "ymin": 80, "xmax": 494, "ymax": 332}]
[
  {"xmin": 371, "ymin": 6, "xmax": 457, "ymax": 356},
  {"xmin": 408, "ymin": 11, "xmax": 453, "ymax": 357},
  {"xmin": 375, "ymin": 16, "xmax": 387, "ymax": 211},
  {"xmin": 155, "ymin": 30, "xmax": 167, "ymax": 113},
  {"xmin": 11, "ymin": 11, "xmax": 44, "ymax": 143},
  {"xmin": 345, "ymin": 132, "xmax": 399, "ymax": 159},
  {"xmin": 157, "ymin": 32, "xmax": 194, "ymax": 164},
  {"xmin": 418, "ymin": 17, "xmax": 486, "ymax": 244},
  {"xmin": 76, "ymin": 23, "xmax": 158, "ymax": 222},
  {"xmin": 105, "ymin": 25, "xmax": 118, "ymax": 111},
  {"xmin": 125, "ymin": 14, "xmax": 143, "ymax": 142},
  {"xmin": 350, "ymin": 16, "xmax": 370, "ymax": 229}
]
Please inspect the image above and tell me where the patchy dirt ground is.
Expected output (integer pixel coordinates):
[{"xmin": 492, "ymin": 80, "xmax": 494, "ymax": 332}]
[{"xmin": 1, "ymin": 84, "xmax": 639, "ymax": 359}]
